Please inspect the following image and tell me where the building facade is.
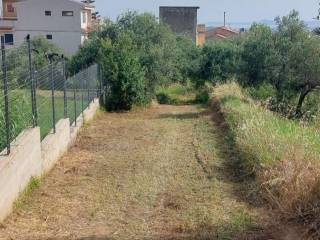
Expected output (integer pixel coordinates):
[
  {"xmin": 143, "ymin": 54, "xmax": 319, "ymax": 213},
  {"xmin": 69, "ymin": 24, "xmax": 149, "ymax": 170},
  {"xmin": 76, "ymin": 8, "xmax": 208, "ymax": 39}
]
[
  {"xmin": 196, "ymin": 24, "xmax": 205, "ymax": 46},
  {"xmin": 159, "ymin": 6, "xmax": 199, "ymax": 41},
  {"xmin": 0, "ymin": 0, "xmax": 96, "ymax": 56}
]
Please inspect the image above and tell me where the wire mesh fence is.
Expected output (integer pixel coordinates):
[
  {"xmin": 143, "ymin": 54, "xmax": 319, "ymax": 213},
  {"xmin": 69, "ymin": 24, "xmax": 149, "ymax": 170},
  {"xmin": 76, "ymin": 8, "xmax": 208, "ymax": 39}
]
[{"xmin": 0, "ymin": 35, "xmax": 101, "ymax": 155}]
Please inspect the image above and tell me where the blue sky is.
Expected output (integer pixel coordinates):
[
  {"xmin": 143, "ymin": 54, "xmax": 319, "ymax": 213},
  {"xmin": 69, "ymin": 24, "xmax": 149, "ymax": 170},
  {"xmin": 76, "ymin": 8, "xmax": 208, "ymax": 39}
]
[{"xmin": 94, "ymin": 0, "xmax": 319, "ymax": 24}]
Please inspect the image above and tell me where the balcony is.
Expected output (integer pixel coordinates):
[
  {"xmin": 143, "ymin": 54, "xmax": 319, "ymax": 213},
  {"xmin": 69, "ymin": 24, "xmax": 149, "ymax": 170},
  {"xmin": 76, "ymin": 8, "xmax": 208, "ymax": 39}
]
[{"xmin": 0, "ymin": 7, "xmax": 16, "ymax": 30}]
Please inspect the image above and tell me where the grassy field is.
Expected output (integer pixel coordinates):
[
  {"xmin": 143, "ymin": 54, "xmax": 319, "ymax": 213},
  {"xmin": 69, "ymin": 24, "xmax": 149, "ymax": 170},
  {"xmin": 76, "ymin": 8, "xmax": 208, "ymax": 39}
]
[
  {"xmin": 156, "ymin": 84, "xmax": 210, "ymax": 105},
  {"xmin": 213, "ymin": 82, "xmax": 320, "ymax": 237},
  {"xmin": 0, "ymin": 89, "xmax": 91, "ymax": 151}
]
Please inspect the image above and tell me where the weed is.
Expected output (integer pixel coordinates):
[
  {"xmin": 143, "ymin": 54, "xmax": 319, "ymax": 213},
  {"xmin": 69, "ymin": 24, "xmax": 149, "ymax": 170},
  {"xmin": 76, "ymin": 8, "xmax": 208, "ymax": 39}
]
[
  {"xmin": 214, "ymin": 82, "xmax": 320, "ymax": 236},
  {"xmin": 14, "ymin": 176, "xmax": 41, "ymax": 210}
]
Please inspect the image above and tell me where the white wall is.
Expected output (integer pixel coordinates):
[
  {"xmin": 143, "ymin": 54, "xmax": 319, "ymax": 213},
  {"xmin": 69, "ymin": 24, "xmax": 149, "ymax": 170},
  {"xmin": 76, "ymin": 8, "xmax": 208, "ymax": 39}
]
[
  {"xmin": 15, "ymin": 30, "xmax": 82, "ymax": 56},
  {"xmin": 81, "ymin": 10, "xmax": 88, "ymax": 30},
  {"xmin": 13, "ymin": 0, "xmax": 84, "ymax": 56}
]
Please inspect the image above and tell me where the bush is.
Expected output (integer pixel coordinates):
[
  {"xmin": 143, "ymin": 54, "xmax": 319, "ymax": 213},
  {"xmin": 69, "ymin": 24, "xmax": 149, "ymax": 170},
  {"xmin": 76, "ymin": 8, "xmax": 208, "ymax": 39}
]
[
  {"xmin": 156, "ymin": 93, "xmax": 177, "ymax": 105},
  {"xmin": 99, "ymin": 34, "xmax": 147, "ymax": 111},
  {"xmin": 247, "ymin": 83, "xmax": 276, "ymax": 101},
  {"xmin": 196, "ymin": 40, "xmax": 240, "ymax": 87},
  {"xmin": 195, "ymin": 90, "xmax": 210, "ymax": 104},
  {"xmin": 69, "ymin": 12, "xmax": 201, "ymax": 110}
]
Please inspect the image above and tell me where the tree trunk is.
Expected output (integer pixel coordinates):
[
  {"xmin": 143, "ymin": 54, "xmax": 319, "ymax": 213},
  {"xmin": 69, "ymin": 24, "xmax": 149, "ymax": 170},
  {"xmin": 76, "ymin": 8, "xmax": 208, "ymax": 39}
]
[{"xmin": 295, "ymin": 87, "xmax": 311, "ymax": 117}]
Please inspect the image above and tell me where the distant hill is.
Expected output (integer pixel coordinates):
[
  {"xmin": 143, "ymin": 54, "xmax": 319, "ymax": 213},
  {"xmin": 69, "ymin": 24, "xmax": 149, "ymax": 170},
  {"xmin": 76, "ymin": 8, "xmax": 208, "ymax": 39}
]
[{"xmin": 205, "ymin": 19, "xmax": 320, "ymax": 30}]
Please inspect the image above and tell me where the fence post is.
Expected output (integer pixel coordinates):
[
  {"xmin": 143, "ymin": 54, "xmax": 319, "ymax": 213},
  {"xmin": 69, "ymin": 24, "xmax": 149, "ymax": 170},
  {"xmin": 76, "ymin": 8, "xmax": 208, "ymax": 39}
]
[
  {"xmin": 1, "ymin": 36, "xmax": 10, "ymax": 155},
  {"xmin": 62, "ymin": 57, "xmax": 67, "ymax": 119},
  {"xmin": 86, "ymin": 70, "xmax": 90, "ymax": 109},
  {"xmin": 97, "ymin": 64, "xmax": 102, "ymax": 98},
  {"xmin": 26, "ymin": 34, "xmax": 37, "ymax": 127},
  {"xmin": 50, "ymin": 62, "xmax": 56, "ymax": 133},
  {"xmin": 73, "ymin": 75, "xmax": 77, "ymax": 127},
  {"xmin": 81, "ymin": 72, "xmax": 84, "ymax": 120},
  {"xmin": 33, "ymin": 70, "xmax": 38, "ymax": 125}
]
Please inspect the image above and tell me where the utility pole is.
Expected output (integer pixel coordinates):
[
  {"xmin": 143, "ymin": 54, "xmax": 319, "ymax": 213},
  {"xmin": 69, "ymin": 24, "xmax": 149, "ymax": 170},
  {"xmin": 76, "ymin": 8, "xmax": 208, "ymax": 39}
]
[{"xmin": 224, "ymin": 11, "xmax": 226, "ymax": 26}]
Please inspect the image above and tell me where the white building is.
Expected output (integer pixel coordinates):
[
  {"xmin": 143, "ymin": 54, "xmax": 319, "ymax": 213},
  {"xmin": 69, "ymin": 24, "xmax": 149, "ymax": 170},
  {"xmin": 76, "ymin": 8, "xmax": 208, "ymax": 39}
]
[{"xmin": 0, "ymin": 0, "xmax": 96, "ymax": 56}]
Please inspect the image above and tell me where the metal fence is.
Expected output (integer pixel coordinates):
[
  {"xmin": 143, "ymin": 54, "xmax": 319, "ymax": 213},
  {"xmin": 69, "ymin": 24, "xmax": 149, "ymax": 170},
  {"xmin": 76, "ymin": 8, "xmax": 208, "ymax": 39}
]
[{"xmin": 0, "ymin": 35, "xmax": 102, "ymax": 155}]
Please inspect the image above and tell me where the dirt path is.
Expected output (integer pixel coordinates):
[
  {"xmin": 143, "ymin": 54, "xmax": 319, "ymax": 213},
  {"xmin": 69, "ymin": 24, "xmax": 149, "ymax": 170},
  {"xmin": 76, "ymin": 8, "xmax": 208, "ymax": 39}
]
[{"xmin": 0, "ymin": 104, "xmax": 302, "ymax": 240}]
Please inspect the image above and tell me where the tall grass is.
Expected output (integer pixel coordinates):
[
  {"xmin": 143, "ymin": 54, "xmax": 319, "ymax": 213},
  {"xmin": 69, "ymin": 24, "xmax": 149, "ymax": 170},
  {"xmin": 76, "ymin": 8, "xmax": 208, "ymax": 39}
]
[{"xmin": 213, "ymin": 82, "xmax": 320, "ymax": 236}]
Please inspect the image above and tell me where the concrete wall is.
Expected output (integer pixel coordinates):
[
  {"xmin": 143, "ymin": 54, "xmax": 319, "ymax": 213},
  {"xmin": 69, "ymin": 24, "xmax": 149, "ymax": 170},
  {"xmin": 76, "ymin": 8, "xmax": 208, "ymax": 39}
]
[
  {"xmin": 41, "ymin": 118, "xmax": 71, "ymax": 173},
  {"xmin": 159, "ymin": 6, "xmax": 199, "ymax": 41},
  {"xmin": 0, "ymin": 98, "xmax": 100, "ymax": 222},
  {"xmin": 0, "ymin": 128, "xmax": 42, "ymax": 221}
]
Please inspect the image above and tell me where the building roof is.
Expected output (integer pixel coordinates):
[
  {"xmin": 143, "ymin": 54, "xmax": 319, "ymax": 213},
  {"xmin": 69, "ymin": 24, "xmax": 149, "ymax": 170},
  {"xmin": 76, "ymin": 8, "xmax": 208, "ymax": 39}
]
[
  {"xmin": 206, "ymin": 26, "xmax": 240, "ymax": 34},
  {"xmin": 159, "ymin": 6, "xmax": 200, "ymax": 9}
]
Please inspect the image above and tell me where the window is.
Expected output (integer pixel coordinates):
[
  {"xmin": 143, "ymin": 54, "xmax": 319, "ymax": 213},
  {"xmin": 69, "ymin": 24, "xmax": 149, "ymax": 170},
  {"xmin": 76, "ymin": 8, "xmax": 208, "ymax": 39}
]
[
  {"xmin": 4, "ymin": 34, "xmax": 14, "ymax": 45},
  {"xmin": 7, "ymin": 3, "xmax": 14, "ymax": 13},
  {"xmin": 45, "ymin": 10, "xmax": 52, "ymax": 16},
  {"xmin": 62, "ymin": 11, "xmax": 73, "ymax": 16},
  {"xmin": 46, "ymin": 34, "xmax": 53, "ymax": 40}
]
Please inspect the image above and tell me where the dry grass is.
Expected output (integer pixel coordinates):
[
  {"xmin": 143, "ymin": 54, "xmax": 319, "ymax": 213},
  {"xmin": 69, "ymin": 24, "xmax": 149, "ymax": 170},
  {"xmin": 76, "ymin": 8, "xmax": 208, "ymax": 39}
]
[
  {"xmin": 213, "ymin": 82, "xmax": 320, "ymax": 238},
  {"xmin": 0, "ymin": 103, "xmax": 263, "ymax": 240}
]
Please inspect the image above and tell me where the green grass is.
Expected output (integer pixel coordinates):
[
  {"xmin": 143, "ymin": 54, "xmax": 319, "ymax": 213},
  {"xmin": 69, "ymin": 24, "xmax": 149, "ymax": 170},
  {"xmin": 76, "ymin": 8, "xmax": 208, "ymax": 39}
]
[
  {"xmin": 214, "ymin": 82, "xmax": 320, "ymax": 172},
  {"xmin": 0, "ymin": 89, "xmax": 91, "ymax": 151},
  {"xmin": 37, "ymin": 92, "xmax": 85, "ymax": 139},
  {"xmin": 14, "ymin": 176, "xmax": 41, "ymax": 210},
  {"xmin": 213, "ymin": 82, "xmax": 320, "ymax": 233},
  {"xmin": 156, "ymin": 84, "xmax": 210, "ymax": 105}
]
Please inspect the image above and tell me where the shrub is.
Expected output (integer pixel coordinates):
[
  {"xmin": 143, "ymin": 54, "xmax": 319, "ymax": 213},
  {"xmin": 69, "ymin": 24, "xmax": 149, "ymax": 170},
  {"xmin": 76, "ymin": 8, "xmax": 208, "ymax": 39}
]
[
  {"xmin": 195, "ymin": 90, "xmax": 210, "ymax": 104},
  {"xmin": 197, "ymin": 40, "xmax": 240, "ymax": 87},
  {"xmin": 99, "ymin": 34, "xmax": 147, "ymax": 111},
  {"xmin": 156, "ymin": 93, "xmax": 177, "ymax": 105},
  {"xmin": 247, "ymin": 83, "xmax": 276, "ymax": 101}
]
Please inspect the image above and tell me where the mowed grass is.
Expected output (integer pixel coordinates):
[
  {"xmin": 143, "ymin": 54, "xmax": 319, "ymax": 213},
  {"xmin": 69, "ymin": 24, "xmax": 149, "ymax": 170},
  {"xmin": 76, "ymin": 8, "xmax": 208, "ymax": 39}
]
[
  {"xmin": 213, "ymin": 82, "xmax": 320, "ymax": 235},
  {"xmin": 0, "ymin": 89, "xmax": 89, "ymax": 151},
  {"xmin": 0, "ymin": 104, "xmax": 258, "ymax": 239}
]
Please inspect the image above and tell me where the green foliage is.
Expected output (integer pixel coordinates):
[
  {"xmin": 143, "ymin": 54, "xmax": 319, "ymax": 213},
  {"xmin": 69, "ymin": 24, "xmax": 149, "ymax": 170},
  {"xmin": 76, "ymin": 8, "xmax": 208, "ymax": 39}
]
[
  {"xmin": 195, "ymin": 90, "xmax": 210, "ymax": 104},
  {"xmin": 156, "ymin": 84, "xmax": 194, "ymax": 105},
  {"xmin": 156, "ymin": 84, "xmax": 210, "ymax": 105},
  {"xmin": 31, "ymin": 36, "xmax": 62, "ymax": 69},
  {"xmin": 247, "ymin": 83, "xmax": 276, "ymax": 101},
  {"xmin": 195, "ymin": 10, "xmax": 320, "ymax": 119},
  {"xmin": 5, "ymin": 35, "xmax": 61, "ymax": 87},
  {"xmin": 197, "ymin": 40, "xmax": 240, "ymax": 87},
  {"xmin": 69, "ymin": 12, "xmax": 200, "ymax": 110},
  {"xmin": 175, "ymin": 35, "xmax": 201, "ymax": 83},
  {"xmin": 239, "ymin": 24, "xmax": 275, "ymax": 87},
  {"xmin": 214, "ymin": 82, "xmax": 320, "ymax": 172},
  {"xmin": 99, "ymin": 34, "xmax": 147, "ymax": 111}
]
